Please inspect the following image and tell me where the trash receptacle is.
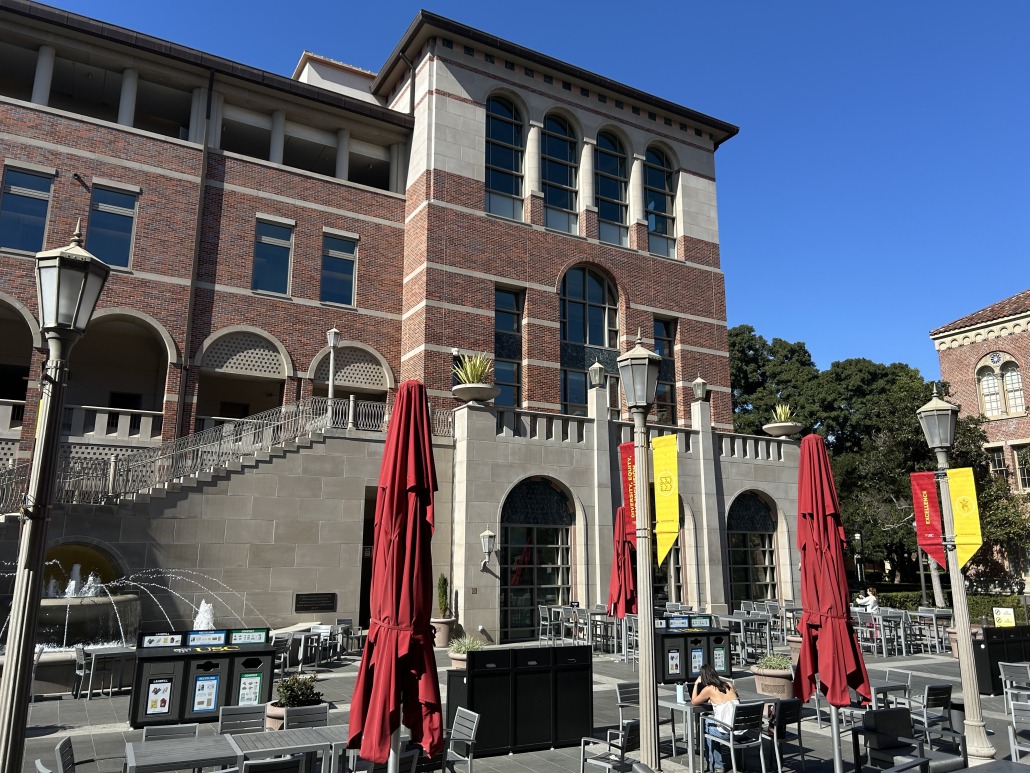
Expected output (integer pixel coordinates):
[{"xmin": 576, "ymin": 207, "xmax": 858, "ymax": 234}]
[
  {"xmin": 229, "ymin": 653, "xmax": 274, "ymax": 707},
  {"xmin": 653, "ymin": 630, "xmax": 688, "ymax": 683},
  {"xmin": 184, "ymin": 657, "xmax": 230, "ymax": 721},
  {"xmin": 553, "ymin": 646, "xmax": 592, "ymax": 746},
  {"xmin": 512, "ymin": 647, "xmax": 552, "ymax": 751},
  {"xmin": 708, "ymin": 631, "xmax": 732, "ymax": 676}
]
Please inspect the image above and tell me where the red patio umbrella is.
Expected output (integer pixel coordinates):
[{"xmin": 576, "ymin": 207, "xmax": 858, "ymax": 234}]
[
  {"xmin": 793, "ymin": 434, "xmax": 870, "ymax": 773},
  {"xmin": 348, "ymin": 380, "xmax": 443, "ymax": 764},
  {"xmin": 606, "ymin": 506, "xmax": 636, "ymax": 618}
]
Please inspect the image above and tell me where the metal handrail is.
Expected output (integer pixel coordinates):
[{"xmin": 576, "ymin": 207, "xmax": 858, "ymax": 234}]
[{"xmin": 0, "ymin": 461, "xmax": 30, "ymax": 513}]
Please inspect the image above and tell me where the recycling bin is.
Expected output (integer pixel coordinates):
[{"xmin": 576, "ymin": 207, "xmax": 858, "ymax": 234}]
[
  {"xmin": 709, "ymin": 631, "xmax": 732, "ymax": 676},
  {"xmin": 229, "ymin": 652, "xmax": 275, "ymax": 707},
  {"xmin": 553, "ymin": 645, "xmax": 592, "ymax": 745},
  {"xmin": 512, "ymin": 648, "xmax": 552, "ymax": 751}
]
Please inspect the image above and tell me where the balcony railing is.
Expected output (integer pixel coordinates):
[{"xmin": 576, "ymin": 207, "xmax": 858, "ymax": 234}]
[
  {"xmin": 62, "ymin": 405, "xmax": 163, "ymax": 442},
  {"xmin": 0, "ymin": 399, "xmax": 25, "ymax": 439}
]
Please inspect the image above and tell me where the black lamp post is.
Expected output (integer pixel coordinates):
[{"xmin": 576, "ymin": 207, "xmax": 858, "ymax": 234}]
[
  {"xmin": 916, "ymin": 387, "xmax": 994, "ymax": 759},
  {"xmin": 616, "ymin": 331, "xmax": 661, "ymax": 770},
  {"xmin": 0, "ymin": 223, "xmax": 109, "ymax": 773}
]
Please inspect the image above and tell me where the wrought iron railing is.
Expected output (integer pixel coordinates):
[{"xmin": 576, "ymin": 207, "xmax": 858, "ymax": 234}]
[{"xmin": 0, "ymin": 397, "xmax": 455, "ymax": 506}]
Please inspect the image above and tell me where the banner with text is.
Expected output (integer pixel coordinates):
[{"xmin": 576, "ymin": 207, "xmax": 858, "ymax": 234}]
[
  {"xmin": 948, "ymin": 467, "xmax": 983, "ymax": 569},
  {"xmin": 909, "ymin": 472, "xmax": 947, "ymax": 568},
  {"xmin": 619, "ymin": 442, "xmax": 637, "ymax": 542},
  {"xmin": 651, "ymin": 435, "xmax": 680, "ymax": 565}
]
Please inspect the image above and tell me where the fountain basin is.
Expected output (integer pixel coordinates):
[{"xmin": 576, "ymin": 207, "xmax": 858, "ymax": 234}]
[{"xmin": 36, "ymin": 593, "xmax": 142, "ymax": 648}]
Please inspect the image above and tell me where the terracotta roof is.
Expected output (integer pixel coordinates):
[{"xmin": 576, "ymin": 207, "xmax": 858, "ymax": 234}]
[{"xmin": 930, "ymin": 288, "xmax": 1030, "ymax": 336}]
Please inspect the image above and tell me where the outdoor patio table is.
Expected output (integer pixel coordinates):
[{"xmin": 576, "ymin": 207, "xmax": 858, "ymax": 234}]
[
  {"xmin": 85, "ymin": 645, "xmax": 136, "ymax": 698},
  {"xmin": 719, "ymin": 615, "xmax": 773, "ymax": 663},
  {"xmin": 589, "ymin": 610, "xmax": 616, "ymax": 653},
  {"xmin": 871, "ymin": 612, "xmax": 908, "ymax": 657},
  {"xmin": 867, "ymin": 677, "xmax": 909, "ymax": 709},
  {"xmin": 658, "ymin": 688, "xmax": 778, "ymax": 773},
  {"xmin": 124, "ymin": 734, "xmax": 238, "ymax": 773},
  {"xmin": 229, "ymin": 724, "xmax": 349, "ymax": 773}
]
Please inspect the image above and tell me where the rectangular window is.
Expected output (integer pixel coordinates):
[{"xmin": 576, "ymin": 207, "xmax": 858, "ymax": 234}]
[
  {"xmin": 1016, "ymin": 447, "xmax": 1030, "ymax": 490},
  {"xmin": 560, "ymin": 369, "xmax": 588, "ymax": 416},
  {"xmin": 86, "ymin": 187, "xmax": 137, "ymax": 268},
  {"xmin": 655, "ymin": 382, "xmax": 676, "ymax": 426},
  {"xmin": 654, "ymin": 318, "xmax": 676, "ymax": 424},
  {"xmin": 495, "ymin": 360, "xmax": 521, "ymax": 407},
  {"xmin": 654, "ymin": 318, "xmax": 676, "ymax": 359},
  {"xmin": 0, "ymin": 167, "xmax": 53, "ymax": 252},
  {"xmin": 495, "ymin": 288, "xmax": 522, "ymax": 333},
  {"xmin": 987, "ymin": 448, "xmax": 1007, "ymax": 479},
  {"xmin": 320, "ymin": 234, "xmax": 356, "ymax": 306},
  {"xmin": 252, "ymin": 219, "xmax": 293, "ymax": 294}
]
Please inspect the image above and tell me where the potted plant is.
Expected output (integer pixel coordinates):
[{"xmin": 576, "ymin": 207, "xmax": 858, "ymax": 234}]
[
  {"xmin": 265, "ymin": 673, "xmax": 324, "ymax": 730},
  {"xmin": 751, "ymin": 653, "xmax": 794, "ymax": 698},
  {"xmin": 787, "ymin": 634, "xmax": 803, "ymax": 665},
  {"xmin": 431, "ymin": 574, "xmax": 457, "ymax": 648},
  {"xmin": 451, "ymin": 353, "xmax": 500, "ymax": 403},
  {"xmin": 762, "ymin": 403, "xmax": 805, "ymax": 438},
  {"xmin": 448, "ymin": 634, "xmax": 485, "ymax": 669}
]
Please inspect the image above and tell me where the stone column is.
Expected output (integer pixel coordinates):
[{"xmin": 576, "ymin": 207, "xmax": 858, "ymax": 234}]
[
  {"xmin": 269, "ymin": 110, "xmax": 285, "ymax": 164},
  {"xmin": 525, "ymin": 121, "xmax": 542, "ymax": 196},
  {"xmin": 691, "ymin": 393, "xmax": 726, "ymax": 613},
  {"xmin": 335, "ymin": 128, "xmax": 350, "ymax": 180},
  {"xmin": 118, "ymin": 68, "xmax": 138, "ymax": 126},
  {"xmin": 579, "ymin": 138, "xmax": 597, "ymax": 240},
  {"xmin": 31, "ymin": 45, "xmax": 55, "ymax": 106},
  {"xmin": 588, "ymin": 373, "xmax": 612, "ymax": 597}
]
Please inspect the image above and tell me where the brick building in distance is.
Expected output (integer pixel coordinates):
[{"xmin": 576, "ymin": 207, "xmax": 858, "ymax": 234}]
[
  {"xmin": 931, "ymin": 288, "xmax": 1030, "ymax": 490},
  {"xmin": 0, "ymin": 0, "xmax": 802, "ymax": 638}
]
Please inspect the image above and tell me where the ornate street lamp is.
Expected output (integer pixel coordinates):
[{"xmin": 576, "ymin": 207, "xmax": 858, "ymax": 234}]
[
  {"xmin": 616, "ymin": 331, "xmax": 661, "ymax": 769},
  {"xmin": 326, "ymin": 327, "xmax": 341, "ymax": 426},
  {"xmin": 916, "ymin": 387, "xmax": 995, "ymax": 759},
  {"xmin": 0, "ymin": 223, "xmax": 110, "ymax": 772}
]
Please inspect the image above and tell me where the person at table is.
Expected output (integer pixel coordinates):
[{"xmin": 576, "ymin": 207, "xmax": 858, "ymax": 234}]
[
  {"xmin": 692, "ymin": 663, "xmax": 739, "ymax": 773},
  {"xmin": 855, "ymin": 586, "xmax": 879, "ymax": 613}
]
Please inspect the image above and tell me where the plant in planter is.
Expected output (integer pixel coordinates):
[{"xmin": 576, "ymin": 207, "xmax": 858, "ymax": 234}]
[
  {"xmin": 751, "ymin": 653, "xmax": 794, "ymax": 698},
  {"xmin": 762, "ymin": 403, "xmax": 805, "ymax": 438},
  {"xmin": 448, "ymin": 634, "xmax": 485, "ymax": 669},
  {"xmin": 451, "ymin": 353, "xmax": 500, "ymax": 403},
  {"xmin": 265, "ymin": 673, "xmax": 324, "ymax": 730},
  {"xmin": 431, "ymin": 573, "xmax": 457, "ymax": 648}
]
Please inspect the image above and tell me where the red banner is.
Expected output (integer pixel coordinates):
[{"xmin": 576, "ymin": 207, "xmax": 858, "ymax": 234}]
[
  {"xmin": 619, "ymin": 442, "xmax": 637, "ymax": 543},
  {"xmin": 910, "ymin": 471, "xmax": 947, "ymax": 568}
]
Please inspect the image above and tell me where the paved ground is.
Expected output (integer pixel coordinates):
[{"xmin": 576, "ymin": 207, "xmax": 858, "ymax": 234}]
[{"xmin": 22, "ymin": 645, "xmax": 1017, "ymax": 773}]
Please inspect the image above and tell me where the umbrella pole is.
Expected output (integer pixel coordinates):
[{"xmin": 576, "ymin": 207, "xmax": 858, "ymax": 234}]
[
  {"xmin": 830, "ymin": 705, "xmax": 843, "ymax": 773},
  {"xmin": 387, "ymin": 725, "xmax": 400, "ymax": 773}
]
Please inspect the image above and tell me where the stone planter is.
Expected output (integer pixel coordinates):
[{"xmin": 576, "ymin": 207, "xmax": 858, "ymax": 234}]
[
  {"xmin": 265, "ymin": 701, "xmax": 325, "ymax": 730},
  {"xmin": 787, "ymin": 635, "xmax": 803, "ymax": 666},
  {"xmin": 452, "ymin": 383, "xmax": 500, "ymax": 403},
  {"xmin": 946, "ymin": 625, "xmax": 983, "ymax": 659},
  {"xmin": 751, "ymin": 666, "xmax": 794, "ymax": 699},
  {"xmin": 762, "ymin": 421, "xmax": 805, "ymax": 438},
  {"xmin": 448, "ymin": 652, "xmax": 467, "ymax": 670},
  {"xmin": 431, "ymin": 618, "xmax": 456, "ymax": 648}
]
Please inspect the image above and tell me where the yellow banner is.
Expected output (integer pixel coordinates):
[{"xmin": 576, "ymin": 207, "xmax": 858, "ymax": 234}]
[
  {"xmin": 948, "ymin": 467, "xmax": 983, "ymax": 569},
  {"xmin": 651, "ymin": 435, "xmax": 679, "ymax": 565}
]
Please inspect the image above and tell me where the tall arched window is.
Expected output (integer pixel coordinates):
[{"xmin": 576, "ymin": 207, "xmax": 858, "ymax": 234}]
[
  {"xmin": 541, "ymin": 114, "xmax": 578, "ymax": 234},
  {"xmin": 726, "ymin": 492, "xmax": 777, "ymax": 606},
  {"xmin": 644, "ymin": 146, "xmax": 676, "ymax": 257},
  {"xmin": 595, "ymin": 131, "xmax": 628, "ymax": 246},
  {"xmin": 977, "ymin": 353, "xmax": 1024, "ymax": 418},
  {"xmin": 559, "ymin": 266, "xmax": 618, "ymax": 415},
  {"xmin": 485, "ymin": 96, "xmax": 524, "ymax": 220}
]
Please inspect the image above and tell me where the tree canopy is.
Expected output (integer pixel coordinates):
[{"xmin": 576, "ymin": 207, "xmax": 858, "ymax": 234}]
[{"xmin": 728, "ymin": 324, "xmax": 1030, "ymax": 588}]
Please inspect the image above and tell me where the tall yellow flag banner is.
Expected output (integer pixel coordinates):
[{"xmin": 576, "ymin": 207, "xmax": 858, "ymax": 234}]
[
  {"xmin": 651, "ymin": 435, "xmax": 679, "ymax": 565},
  {"xmin": 947, "ymin": 467, "xmax": 983, "ymax": 569}
]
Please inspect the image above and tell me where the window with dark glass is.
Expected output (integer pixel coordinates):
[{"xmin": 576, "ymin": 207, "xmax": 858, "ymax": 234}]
[
  {"xmin": 654, "ymin": 318, "xmax": 676, "ymax": 424},
  {"xmin": 485, "ymin": 97, "xmax": 524, "ymax": 220},
  {"xmin": 320, "ymin": 234, "xmax": 356, "ymax": 305},
  {"xmin": 595, "ymin": 131, "xmax": 627, "ymax": 246},
  {"xmin": 1016, "ymin": 447, "xmax": 1030, "ymax": 490},
  {"xmin": 561, "ymin": 368, "xmax": 588, "ymax": 416},
  {"xmin": 541, "ymin": 114, "xmax": 578, "ymax": 234},
  {"xmin": 0, "ymin": 168, "xmax": 52, "ymax": 252},
  {"xmin": 252, "ymin": 220, "xmax": 293, "ymax": 294},
  {"xmin": 644, "ymin": 147, "xmax": 676, "ymax": 258},
  {"xmin": 560, "ymin": 266, "xmax": 618, "ymax": 347},
  {"xmin": 495, "ymin": 360, "xmax": 521, "ymax": 407},
  {"xmin": 495, "ymin": 288, "xmax": 522, "ymax": 334},
  {"xmin": 987, "ymin": 448, "xmax": 1007, "ymax": 479},
  {"xmin": 654, "ymin": 318, "xmax": 675, "ymax": 359},
  {"xmin": 86, "ymin": 187, "xmax": 137, "ymax": 268}
]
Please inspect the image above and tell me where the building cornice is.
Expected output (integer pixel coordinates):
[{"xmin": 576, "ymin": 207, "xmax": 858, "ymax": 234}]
[{"xmin": 932, "ymin": 310, "xmax": 1030, "ymax": 352}]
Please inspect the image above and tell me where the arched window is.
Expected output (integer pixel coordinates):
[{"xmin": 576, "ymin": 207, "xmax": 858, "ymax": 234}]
[
  {"xmin": 485, "ymin": 96, "xmax": 524, "ymax": 220},
  {"xmin": 541, "ymin": 114, "xmax": 578, "ymax": 234},
  {"xmin": 977, "ymin": 353, "xmax": 1024, "ymax": 418},
  {"xmin": 643, "ymin": 147, "xmax": 676, "ymax": 257},
  {"xmin": 559, "ymin": 266, "xmax": 618, "ymax": 415},
  {"xmin": 595, "ymin": 131, "xmax": 628, "ymax": 246},
  {"xmin": 1003, "ymin": 362, "xmax": 1025, "ymax": 414},
  {"xmin": 726, "ymin": 492, "xmax": 777, "ymax": 605}
]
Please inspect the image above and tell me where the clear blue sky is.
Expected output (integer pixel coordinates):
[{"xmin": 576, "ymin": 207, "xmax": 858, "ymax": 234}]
[{"xmin": 47, "ymin": 0, "xmax": 1030, "ymax": 381}]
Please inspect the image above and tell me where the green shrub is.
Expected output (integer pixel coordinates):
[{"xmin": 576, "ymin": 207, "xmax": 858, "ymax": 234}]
[
  {"xmin": 452, "ymin": 353, "xmax": 493, "ymax": 385},
  {"xmin": 754, "ymin": 653, "xmax": 793, "ymax": 670},
  {"xmin": 876, "ymin": 591, "xmax": 1028, "ymax": 624},
  {"xmin": 448, "ymin": 635, "xmax": 486, "ymax": 654},
  {"xmin": 275, "ymin": 673, "xmax": 323, "ymax": 707}
]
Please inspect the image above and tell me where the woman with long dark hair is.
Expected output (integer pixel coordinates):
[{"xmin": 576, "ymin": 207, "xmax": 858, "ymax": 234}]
[{"xmin": 691, "ymin": 663, "xmax": 739, "ymax": 772}]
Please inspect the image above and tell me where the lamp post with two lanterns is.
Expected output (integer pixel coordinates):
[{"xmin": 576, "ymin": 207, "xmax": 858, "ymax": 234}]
[{"xmin": 0, "ymin": 224, "xmax": 110, "ymax": 773}]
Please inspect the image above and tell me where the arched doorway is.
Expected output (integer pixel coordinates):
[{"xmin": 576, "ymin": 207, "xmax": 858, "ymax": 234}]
[
  {"xmin": 195, "ymin": 330, "xmax": 288, "ymax": 430},
  {"xmin": 0, "ymin": 298, "xmax": 35, "ymax": 460},
  {"xmin": 499, "ymin": 477, "xmax": 574, "ymax": 643},
  {"xmin": 311, "ymin": 345, "xmax": 391, "ymax": 401},
  {"xmin": 726, "ymin": 491, "xmax": 778, "ymax": 608}
]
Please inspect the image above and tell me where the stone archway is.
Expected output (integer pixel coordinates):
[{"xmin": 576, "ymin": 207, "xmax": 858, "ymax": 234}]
[
  {"xmin": 726, "ymin": 491, "xmax": 778, "ymax": 607},
  {"xmin": 194, "ymin": 329, "xmax": 290, "ymax": 429}
]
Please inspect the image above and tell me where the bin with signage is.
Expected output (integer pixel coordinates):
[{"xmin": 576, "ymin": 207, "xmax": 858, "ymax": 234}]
[
  {"xmin": 130, "ymin": 628, "xmax": 274, "ymax": 728},
  {"xmin": 654, "ymin": 628, "xmax": 730, "ymax": 683}
]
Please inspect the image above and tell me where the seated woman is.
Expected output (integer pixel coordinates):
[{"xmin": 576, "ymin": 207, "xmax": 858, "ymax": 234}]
[{"xmin": 691, "ymin": 663, "xmax": 739, "ymax": 773}]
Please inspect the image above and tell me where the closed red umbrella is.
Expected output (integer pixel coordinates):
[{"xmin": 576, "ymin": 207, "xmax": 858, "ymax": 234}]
[
  {"xmin": 606, "ymin": 506, "xmax": 636, "ymax": 618},
  {"xmin": 348, "ymin": 380, "xmax": 443, "ymax": 764},
  {"xmin": 793, "ymin": 434, "xmax": 870, "ymax": 773}
]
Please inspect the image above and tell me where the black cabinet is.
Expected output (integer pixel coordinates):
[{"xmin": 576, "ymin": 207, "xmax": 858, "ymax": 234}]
[{"xmin": 446, "ymin": 645, "xmax": 592, "ymax": 756}]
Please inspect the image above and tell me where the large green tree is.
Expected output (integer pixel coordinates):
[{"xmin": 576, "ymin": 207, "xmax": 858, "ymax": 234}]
[{"xmin": 728, "ymin": 324, "xmax": 1030, "ymax": 587}]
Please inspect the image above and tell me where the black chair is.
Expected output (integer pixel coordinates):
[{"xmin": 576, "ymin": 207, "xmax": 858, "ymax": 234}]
[
  {"xmin": 142, "ymin": 723, "xmax": 200, "ymax": 741},
  {"xmin": 701, "ymin": 701, "xmax": 767, "ymax": 773},
  {"xmin": 271, "ymin": 632, "xmax": 294, "ymax": 673},
  {"xmin": 908, "ymin": 684, "xmax": 953, "ymax": 745},
  {"xmin": 1009, "ymin": 699, "xmax": 1030, "ymax": 763},
  {"xmin": 762, "ymin": 697, "xmax": 804, "ymax": 773},
  {"xmin": 851, "ymin": 707, "xmax": 966, "ymax": 773},
  {"xmin": 580, "ymin": 718, "xmax": 639, "ymax": 773}
]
